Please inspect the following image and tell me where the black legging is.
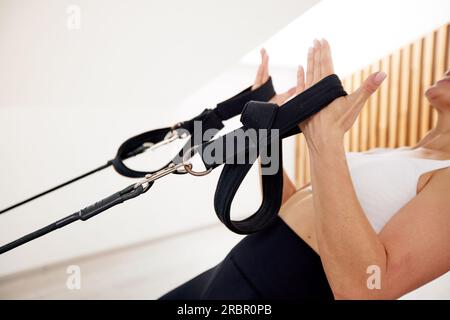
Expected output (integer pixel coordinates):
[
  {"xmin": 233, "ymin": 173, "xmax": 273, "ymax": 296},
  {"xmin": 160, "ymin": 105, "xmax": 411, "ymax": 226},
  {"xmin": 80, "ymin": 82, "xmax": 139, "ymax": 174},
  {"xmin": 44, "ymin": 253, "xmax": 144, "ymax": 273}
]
[{"xmin": 159, "ymin": 216, "xmax": 334, "ymax": 300}]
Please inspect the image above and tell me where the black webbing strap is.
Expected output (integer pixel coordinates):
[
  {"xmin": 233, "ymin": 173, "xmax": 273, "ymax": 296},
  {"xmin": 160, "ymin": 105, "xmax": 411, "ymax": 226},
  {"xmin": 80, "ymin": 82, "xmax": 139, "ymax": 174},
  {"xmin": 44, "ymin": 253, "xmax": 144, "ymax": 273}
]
[
  {"xmin": 215, "ymin": 102, "xmax": 284, "ymax": 234},
  {"xmin": 111, "ymin": 127, "xmax": 173, "ymax": 178},
  {"xmin": 111, "ymin": 77, "xmax": 276, "ymax": 177},
  {"xmin": 199, "ymin": 74, "xmax": 347, "ymax": 234}
]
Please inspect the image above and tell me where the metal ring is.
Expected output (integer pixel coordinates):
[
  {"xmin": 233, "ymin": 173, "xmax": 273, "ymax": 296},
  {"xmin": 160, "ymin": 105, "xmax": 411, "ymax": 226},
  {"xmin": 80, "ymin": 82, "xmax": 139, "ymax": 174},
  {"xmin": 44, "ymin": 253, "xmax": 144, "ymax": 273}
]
[
  {"xmin": 183, "ymin": 162, "xmax": 212, "ymax": 176},
  {"xmin": 182, "ymin": 146, "xmax": 212, "ymax": 177}
]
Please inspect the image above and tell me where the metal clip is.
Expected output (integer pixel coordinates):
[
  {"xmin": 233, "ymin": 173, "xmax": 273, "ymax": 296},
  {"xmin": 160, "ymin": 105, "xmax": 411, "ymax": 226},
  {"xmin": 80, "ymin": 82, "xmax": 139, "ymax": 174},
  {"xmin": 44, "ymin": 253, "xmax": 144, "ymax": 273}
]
[
  {"xmin": 133, "ymin": 146, "xmax": 211, "ymax": 191},
  {"xmin": 146, "ymin": 129, "xmax": 188, "ymax": 151},
  {"xmin": 134, "ymin": 162, "xmax": 187, "ymax": 191}
]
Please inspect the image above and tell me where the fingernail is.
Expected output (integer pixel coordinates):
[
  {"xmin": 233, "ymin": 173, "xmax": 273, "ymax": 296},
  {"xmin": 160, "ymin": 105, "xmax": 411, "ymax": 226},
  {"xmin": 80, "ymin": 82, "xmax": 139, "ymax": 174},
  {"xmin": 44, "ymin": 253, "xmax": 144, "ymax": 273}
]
[
  {"xmin": 374, "ymin": 71, "xmax": 387, "ymax": 85},
  {"xmin": 320, "ymin": 38, "xmax": 327, "ymax": 46},
  {"xmin": 313, "ymin": 39, "xmax": 320, "ymax": 47}
]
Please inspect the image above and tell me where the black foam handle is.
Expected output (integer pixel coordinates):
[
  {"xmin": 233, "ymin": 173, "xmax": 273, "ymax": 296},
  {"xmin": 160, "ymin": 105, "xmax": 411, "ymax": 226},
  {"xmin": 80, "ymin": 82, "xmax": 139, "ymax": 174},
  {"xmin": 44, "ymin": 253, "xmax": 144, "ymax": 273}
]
[{"xmin": 79, "ymin": 184, "xmax": 146, "ymax": 221}]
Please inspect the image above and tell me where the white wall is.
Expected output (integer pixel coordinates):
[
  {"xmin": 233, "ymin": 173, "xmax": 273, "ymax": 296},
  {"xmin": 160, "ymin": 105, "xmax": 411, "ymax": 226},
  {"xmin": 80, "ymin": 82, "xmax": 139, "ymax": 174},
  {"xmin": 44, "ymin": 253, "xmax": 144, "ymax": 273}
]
[{"xmin": 0, "ymin": 0, "xmax": 315, "ymax": 276}]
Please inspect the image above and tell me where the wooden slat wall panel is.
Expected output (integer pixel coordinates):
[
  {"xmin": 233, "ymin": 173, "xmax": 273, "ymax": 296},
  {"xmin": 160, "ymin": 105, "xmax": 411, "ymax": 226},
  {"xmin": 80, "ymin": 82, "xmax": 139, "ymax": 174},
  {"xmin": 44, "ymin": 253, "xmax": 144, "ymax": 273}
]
[
  {"xmin": 447, "ymin": 24, "xmax": 450, "ymax": 69},
  {"xmin": 398, "ymin": 45, "xmax": 411, "ymax": 147},
  {"xmin": 388, "ymin": 51, "xmax": 401, "ymax": 148},
  {"xmin": 448, "ymin": 24, "xmax": 450, "ymax": 69},
  {"xmin": 408, "ymin": 39, "xmax": 423, "ymax": 145},
  {"xmin": 294, "ymin": 23, "xmax": 449, "ymax": 188},
  {"xmin": 420, "ymin": 33, "xmax": 435, "ymax": 137},
  {"xmin": 378, "ymin": 56, "xmax": 390, "ymax": 148},
  {"xmin": 368, "ymin": 61, "xmax": 380, "ymax": 149}
]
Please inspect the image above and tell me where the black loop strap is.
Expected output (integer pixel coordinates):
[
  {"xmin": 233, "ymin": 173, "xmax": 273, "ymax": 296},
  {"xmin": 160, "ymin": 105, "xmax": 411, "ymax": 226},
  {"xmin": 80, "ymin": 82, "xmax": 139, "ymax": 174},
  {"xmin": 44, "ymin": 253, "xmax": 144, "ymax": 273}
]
[
  {"xmin": 203, "ymin": 74, "xmax": 347, "ymax": 234},
  {"xmin": 112, "ymin": 127, "xmax": 172, "ymax": 178},
  {"xmin": 111, "ymin": 77, "xmax": 276, "ymax": 178},
  {"xmin": 214, "ymin": 142, "xmax": 284, "ymax": 234}
]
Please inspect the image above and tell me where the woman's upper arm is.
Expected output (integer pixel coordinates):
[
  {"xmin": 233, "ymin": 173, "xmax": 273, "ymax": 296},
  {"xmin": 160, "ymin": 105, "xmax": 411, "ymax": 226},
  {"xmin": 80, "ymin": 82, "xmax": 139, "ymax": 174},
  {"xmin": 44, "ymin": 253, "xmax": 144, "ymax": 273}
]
[{"xmin": 378, "ymin": 167, "xmax": 450, "ymax": 298}]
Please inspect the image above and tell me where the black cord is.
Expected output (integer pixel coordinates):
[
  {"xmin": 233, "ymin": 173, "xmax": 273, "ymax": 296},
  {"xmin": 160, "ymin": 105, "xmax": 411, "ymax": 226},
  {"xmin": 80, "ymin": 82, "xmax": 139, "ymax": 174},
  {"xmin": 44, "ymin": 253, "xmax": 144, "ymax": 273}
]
[
  {"xmin": 0, "ymin": 213, "xmax": 80, "ymax": 254},
  {"xmin": 0, "ymin": 183, "xmax": 147, "ymax": 255},
  {"xmin": 0, "ymin": 161, "xmax": 113, "ymax": 215}
]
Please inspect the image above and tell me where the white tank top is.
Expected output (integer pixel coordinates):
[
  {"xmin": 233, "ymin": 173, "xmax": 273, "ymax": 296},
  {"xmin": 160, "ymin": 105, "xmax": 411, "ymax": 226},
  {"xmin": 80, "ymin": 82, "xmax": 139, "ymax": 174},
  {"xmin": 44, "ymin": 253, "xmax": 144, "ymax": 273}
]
[{"xmin": 306, "ymin": 147, "xmax": 450, "ymax": 233}]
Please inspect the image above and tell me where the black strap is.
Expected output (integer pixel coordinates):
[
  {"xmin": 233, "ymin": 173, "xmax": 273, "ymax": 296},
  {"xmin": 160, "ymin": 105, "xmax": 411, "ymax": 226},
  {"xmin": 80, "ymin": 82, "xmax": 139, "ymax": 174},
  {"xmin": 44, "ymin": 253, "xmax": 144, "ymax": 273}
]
[
  {"xmin": 111, "ymin": 127, "xmax": 173, "ymax": 178},
  {"xmin": 199, "ymin": 74, "xmax": 347, "ymax": 234},
  {"xmin": 111, "ymin": 77, "xmax": 276, "ymax": 177}
]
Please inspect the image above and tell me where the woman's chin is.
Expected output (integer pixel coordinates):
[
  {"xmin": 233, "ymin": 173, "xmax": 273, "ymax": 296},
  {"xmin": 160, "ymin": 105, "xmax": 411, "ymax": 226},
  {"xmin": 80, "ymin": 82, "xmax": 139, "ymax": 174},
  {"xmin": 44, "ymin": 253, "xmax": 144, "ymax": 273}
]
[
  {"xmin": 425, "ymin": 86, "xmax": 438, "ymax": 100},
  {"xmin": 425, "ymin": 86, "xmax": 450, "ymax": 110}
]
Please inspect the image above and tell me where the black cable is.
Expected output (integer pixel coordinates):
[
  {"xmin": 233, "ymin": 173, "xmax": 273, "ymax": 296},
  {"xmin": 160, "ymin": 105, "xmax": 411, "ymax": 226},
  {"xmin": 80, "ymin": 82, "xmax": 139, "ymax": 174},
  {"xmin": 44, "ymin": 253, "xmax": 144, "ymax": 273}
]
[
  {"xmin": 0, "ymin": 183, "xmax": 148, "ymax": 255},
  {"xmin": 0, "ymin": 213, "xmax": 80, "ymax": 254},
  {"xmin": 0, "ymin": 161, "xmax": 113, "ymax": 215}
]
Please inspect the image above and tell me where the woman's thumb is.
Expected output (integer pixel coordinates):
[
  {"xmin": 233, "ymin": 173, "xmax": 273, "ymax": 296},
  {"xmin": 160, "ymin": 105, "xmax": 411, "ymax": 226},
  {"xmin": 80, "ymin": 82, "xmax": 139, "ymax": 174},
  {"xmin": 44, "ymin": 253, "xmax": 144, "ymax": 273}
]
[{"xmin": 353, "ymin": 71, "xmax": 387, "ymax": 104}]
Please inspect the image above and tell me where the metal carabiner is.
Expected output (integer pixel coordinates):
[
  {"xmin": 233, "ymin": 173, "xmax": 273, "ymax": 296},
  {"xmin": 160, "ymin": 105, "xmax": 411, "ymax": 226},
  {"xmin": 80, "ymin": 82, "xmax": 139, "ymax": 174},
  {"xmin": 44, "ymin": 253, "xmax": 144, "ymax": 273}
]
[
  {"xmin": 133, "ymin": 162, "xmax": 186, "ymax": 191},
  {"xmin": 145, "ymin": 124, "xmax": 189, "ymax": 152},
  {"xmin": 133, "ymin": 146, "xmax": 212, "ymax": 191}
]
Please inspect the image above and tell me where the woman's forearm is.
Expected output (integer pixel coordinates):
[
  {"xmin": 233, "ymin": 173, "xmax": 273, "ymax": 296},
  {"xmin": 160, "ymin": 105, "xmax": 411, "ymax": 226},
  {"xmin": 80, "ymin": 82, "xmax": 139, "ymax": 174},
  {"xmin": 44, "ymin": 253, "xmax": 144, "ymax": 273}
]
[{"xmin": 308, "ymin": 137, "xmax": 388, "ymax": 299}]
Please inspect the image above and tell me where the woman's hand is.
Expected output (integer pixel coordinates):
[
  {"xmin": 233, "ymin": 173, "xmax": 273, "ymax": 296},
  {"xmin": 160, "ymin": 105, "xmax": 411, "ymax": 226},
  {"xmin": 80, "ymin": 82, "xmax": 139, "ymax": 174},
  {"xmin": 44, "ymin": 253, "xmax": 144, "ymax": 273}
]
[
  {"xmin": 298, "ymin": 39, "xmax": 386, "ymax": 149},
  {"xmin": 252, "ymin": 48, "xmax": 296, "ymax": 105}
]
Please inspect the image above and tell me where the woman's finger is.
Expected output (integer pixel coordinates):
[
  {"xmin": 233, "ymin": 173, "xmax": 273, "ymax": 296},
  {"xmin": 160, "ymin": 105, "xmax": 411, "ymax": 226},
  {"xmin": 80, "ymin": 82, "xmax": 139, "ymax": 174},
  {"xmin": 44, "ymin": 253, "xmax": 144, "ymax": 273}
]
[
  {"xmin": 252, "ymin": 49, "xmax": 265, "ymax": 89},
  {"xmin": 320, "ymin": 39, "xmax": 334, "ymax": 76},
  {"xmin": 313, "ymin": 39, "xmax": 321, "ymax": 84},
  {"xmin": 305, "ymin": 47, "xmax": 314, "ymax": 88},
  {"xmin": 351, "ymin": 71, "xmax": 387, "ymax": 109},
  {"xmin": 262, "ymin": 48, "xmax": 269, "ymax": 83},
  {"xmin": 296, "ymin": 65, "xmax": 305, "ymax": 94}
]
